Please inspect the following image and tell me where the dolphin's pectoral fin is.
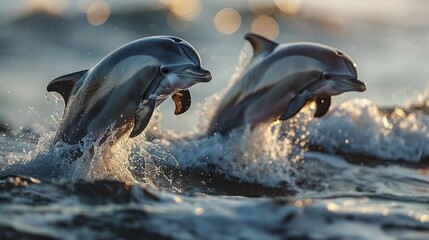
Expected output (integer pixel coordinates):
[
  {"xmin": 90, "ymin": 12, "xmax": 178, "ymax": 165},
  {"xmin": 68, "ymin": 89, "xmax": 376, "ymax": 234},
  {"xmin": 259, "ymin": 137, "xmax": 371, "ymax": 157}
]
[
  {"xmin": 172, "ymin": 89, "xmax": 191, "ymax": 115},
  {"xmin": 314, "ymin": 96, "xmax": 331, "ymax": 118},
  {"xmin": 280, "ymin": 91, "xmax": 312, "ymax": 120},
  {"xmin": 245, "ymin": 33, "xmax": 278, "ymax": 58},
  {"xmin": 130, "ymin": 95, "xmax": 157, "ymax": 138},
  {"xmin": 47, "ymin": 70, "xmax": 88, "ymax": 105}
]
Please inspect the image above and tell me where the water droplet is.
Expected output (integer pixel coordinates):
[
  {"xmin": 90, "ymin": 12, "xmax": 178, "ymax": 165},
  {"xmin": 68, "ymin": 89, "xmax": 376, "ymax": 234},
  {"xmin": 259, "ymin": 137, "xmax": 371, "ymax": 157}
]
[
  {"xmin": 173, "ymin": 196, "xmax": 182, "ymax": 203},
  {"xmin": 194, "ymin": 207, "xmax": 204, "ymax": 215}
]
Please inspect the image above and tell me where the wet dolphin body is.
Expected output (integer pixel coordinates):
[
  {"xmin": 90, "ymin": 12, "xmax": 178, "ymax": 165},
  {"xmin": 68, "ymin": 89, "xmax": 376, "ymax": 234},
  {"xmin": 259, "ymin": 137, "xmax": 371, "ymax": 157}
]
[
  {"xmin": 48, "ymin": 36, "xmax": 211, "ymax": 145},
  {"xmin": 208, "ymin": 33, "xmax": 366, "ymax": 135}
]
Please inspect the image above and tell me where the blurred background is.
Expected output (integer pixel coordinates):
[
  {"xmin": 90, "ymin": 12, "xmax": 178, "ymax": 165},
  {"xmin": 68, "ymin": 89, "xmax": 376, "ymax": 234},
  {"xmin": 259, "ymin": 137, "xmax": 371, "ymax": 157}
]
[{"xmin": 1, "ymin": 0, "xmax": 429, "ymax": 132}]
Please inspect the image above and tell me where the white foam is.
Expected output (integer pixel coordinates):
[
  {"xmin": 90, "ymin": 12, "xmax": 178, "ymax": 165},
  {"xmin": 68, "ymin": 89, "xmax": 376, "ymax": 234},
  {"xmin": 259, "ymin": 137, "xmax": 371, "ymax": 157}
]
[
  {"xmin": 306, "ymin": 98, "xmax": 429, "ymax": 163},
  {"xmin": 144, "ymin": 120, "xmax": 306, "ymax": 189},
  {"xmin": 3, "ymin": 95, "xmax": 429, "ymax": 191}
]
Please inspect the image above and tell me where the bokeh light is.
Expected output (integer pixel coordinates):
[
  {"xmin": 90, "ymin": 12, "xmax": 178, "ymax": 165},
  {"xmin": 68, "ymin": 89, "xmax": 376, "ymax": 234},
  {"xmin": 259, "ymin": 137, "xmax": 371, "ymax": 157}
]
[
  {"xmin": 214, "ymin": 8, "xmax": 242, "ymax": 35},
  {"xmin": 250, "ymin": 15, "xmax": 279, "ymax": 40},
  {"xmin": 24, "ymin": 0, "xmax": 69, "ymax": 15},
  {"xmin": 248, "ymin": 0, "xmax": 274, "ymax": 16},
  {"xmin": 161, "ymin": 0, "xmax": 201, "ymax": 21},
  {"xmin": 275, "ymin": 0, "xmax": 301, "ymax": 16},
  {"xmin": 86, "ymin": 1, "xmax": 110, "ymax": 26},
  {"xmin": 77, "ymin": 0, "xmax": 92, "ymax": 13}
]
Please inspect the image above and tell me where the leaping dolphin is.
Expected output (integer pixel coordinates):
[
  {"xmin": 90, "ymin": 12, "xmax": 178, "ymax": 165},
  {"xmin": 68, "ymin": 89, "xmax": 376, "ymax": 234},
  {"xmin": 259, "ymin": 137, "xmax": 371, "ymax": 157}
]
[
  {"xmin": 208, "ymin": 33, "xmax": 366, "ymax": 135},
  {"xmin": 48, "ymin": 36, "xmax": 212, "ymax": 145}
]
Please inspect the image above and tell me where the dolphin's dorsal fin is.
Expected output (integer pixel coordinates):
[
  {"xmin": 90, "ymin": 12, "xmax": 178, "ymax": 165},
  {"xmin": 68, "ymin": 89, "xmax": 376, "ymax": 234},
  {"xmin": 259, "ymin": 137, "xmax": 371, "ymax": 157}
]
[
  {"xmin": 245, "ymin": 33, "xmax": 278, "ymax": 58},
  {"xmin": 47, "ymin": 70, "xmax": 88, "ymax": 105},
  {"xmin": 172, "ymin": 89, "xmax": 191, "ymax": 115}
]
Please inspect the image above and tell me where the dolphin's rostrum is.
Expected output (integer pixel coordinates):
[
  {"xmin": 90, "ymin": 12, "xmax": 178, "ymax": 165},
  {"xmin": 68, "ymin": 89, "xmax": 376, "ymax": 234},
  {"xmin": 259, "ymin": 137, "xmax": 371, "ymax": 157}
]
[
  {"xmin": 48, "ymin": 36, "xmax": 212, "ymax": 145},
  {"xmin": 208, "ymin": 33, "xmax": 366, "ymax": 135}
]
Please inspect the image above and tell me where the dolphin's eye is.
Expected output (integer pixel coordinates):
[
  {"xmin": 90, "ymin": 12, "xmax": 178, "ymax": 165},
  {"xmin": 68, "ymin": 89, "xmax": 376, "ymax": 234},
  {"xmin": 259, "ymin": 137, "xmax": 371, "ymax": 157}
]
[
  {"xmin": 336, "ymin": 51, "xmax": 344, "ymax": 56},
  {"xmin": 324, "ymin": 74, "xmax": 332, "ymax": 80},
  {"xmin": 161, "ymin": 67, "xmax": 170, "ymax": 74}
]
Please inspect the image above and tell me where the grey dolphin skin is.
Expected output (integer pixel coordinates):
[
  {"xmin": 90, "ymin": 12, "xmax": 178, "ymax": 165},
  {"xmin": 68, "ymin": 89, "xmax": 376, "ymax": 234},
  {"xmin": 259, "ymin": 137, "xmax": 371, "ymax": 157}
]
[
  {"xmin": 48, "ymin": 36, "xmax": 211, "ymax": 145},
  {"xmin": 208, "ymin": 33, "xmax": 366, "ymax": 135}
]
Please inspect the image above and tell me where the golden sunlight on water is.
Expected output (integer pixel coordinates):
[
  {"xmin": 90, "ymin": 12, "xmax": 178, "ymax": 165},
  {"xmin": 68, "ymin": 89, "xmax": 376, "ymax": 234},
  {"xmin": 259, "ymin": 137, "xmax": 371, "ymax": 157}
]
[
  {"xmin": 194, "ymin": 207, "xmax": 205, "ymax": 216},
  {"xmin": 86, "ymin": 1, "xmax": 110, "ymax": 26},
  {"xmin": 326, "ymin": 202, "xmax": 340, "ymax": 212},
  {"xmin": 161, "ymin": 0, "xmax": 201, "ymax": 21},
  {"xmin": 214, "ymin": 8, "xmax": 242, "ymax": 35},
  {"xmin": 250, "ymin": 15, "xmax": 279, "ymax": 40}
]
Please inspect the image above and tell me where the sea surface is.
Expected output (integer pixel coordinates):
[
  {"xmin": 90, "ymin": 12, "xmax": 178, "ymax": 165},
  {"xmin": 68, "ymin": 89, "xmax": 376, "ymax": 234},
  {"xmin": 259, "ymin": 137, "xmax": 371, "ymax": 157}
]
[
  {"xmin": 2, "ymin": 91, "xmax": 429, "ymax": 239},
  {"xmin": 2, "ymin": 1, "xmax": 429, "ymax": 239}
]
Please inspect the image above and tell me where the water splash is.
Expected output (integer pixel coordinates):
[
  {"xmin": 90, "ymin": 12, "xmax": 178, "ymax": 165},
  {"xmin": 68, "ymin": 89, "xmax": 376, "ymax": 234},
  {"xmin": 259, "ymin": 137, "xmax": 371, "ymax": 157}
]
[
  {"xmin": 307, "ymin": 98, "xmax": 429, "ymax": 163},
  {"xmin": 196, "ymin": 42, "xmax": 253, "ymax": 133}
]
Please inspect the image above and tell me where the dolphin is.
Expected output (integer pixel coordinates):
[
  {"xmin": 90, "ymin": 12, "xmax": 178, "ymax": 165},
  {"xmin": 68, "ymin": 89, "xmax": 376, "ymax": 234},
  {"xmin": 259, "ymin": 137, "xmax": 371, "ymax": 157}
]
[
  {"xmin": 207, "ymin": 33, "xmax": 366, "ymax": 135},
  {"xmin": 48, "ymin": 36, "xmax": 211, "ymax": 145}
]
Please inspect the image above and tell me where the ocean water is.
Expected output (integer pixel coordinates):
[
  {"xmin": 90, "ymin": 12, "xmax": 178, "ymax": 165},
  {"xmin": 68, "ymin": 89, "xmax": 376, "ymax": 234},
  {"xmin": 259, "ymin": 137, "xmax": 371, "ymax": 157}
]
[
  {"xmin": 2, "ymin": 95, "xmax": 429, "ymax": 239},
  {"xmin": 2, "ymin": 1, "xmax": 429, "ymax": 239}
]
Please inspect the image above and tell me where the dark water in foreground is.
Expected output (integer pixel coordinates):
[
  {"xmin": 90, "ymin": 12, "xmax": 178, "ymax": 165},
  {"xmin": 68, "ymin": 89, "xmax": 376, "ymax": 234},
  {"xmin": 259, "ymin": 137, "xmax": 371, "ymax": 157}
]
[{"xmin": 2, "ymin": 94, "xmax": 429, "ymax": 239}]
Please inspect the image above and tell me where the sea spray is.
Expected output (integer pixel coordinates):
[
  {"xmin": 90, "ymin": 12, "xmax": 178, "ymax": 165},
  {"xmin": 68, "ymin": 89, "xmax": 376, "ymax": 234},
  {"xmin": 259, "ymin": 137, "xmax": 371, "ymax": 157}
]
[
  {"xmin": 307, "ymin": 98, "xmax": 429, "ymax": 163},
  {"xmin": 196, "ymin": 42, "xmax": 253, "ymax": 133}
]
